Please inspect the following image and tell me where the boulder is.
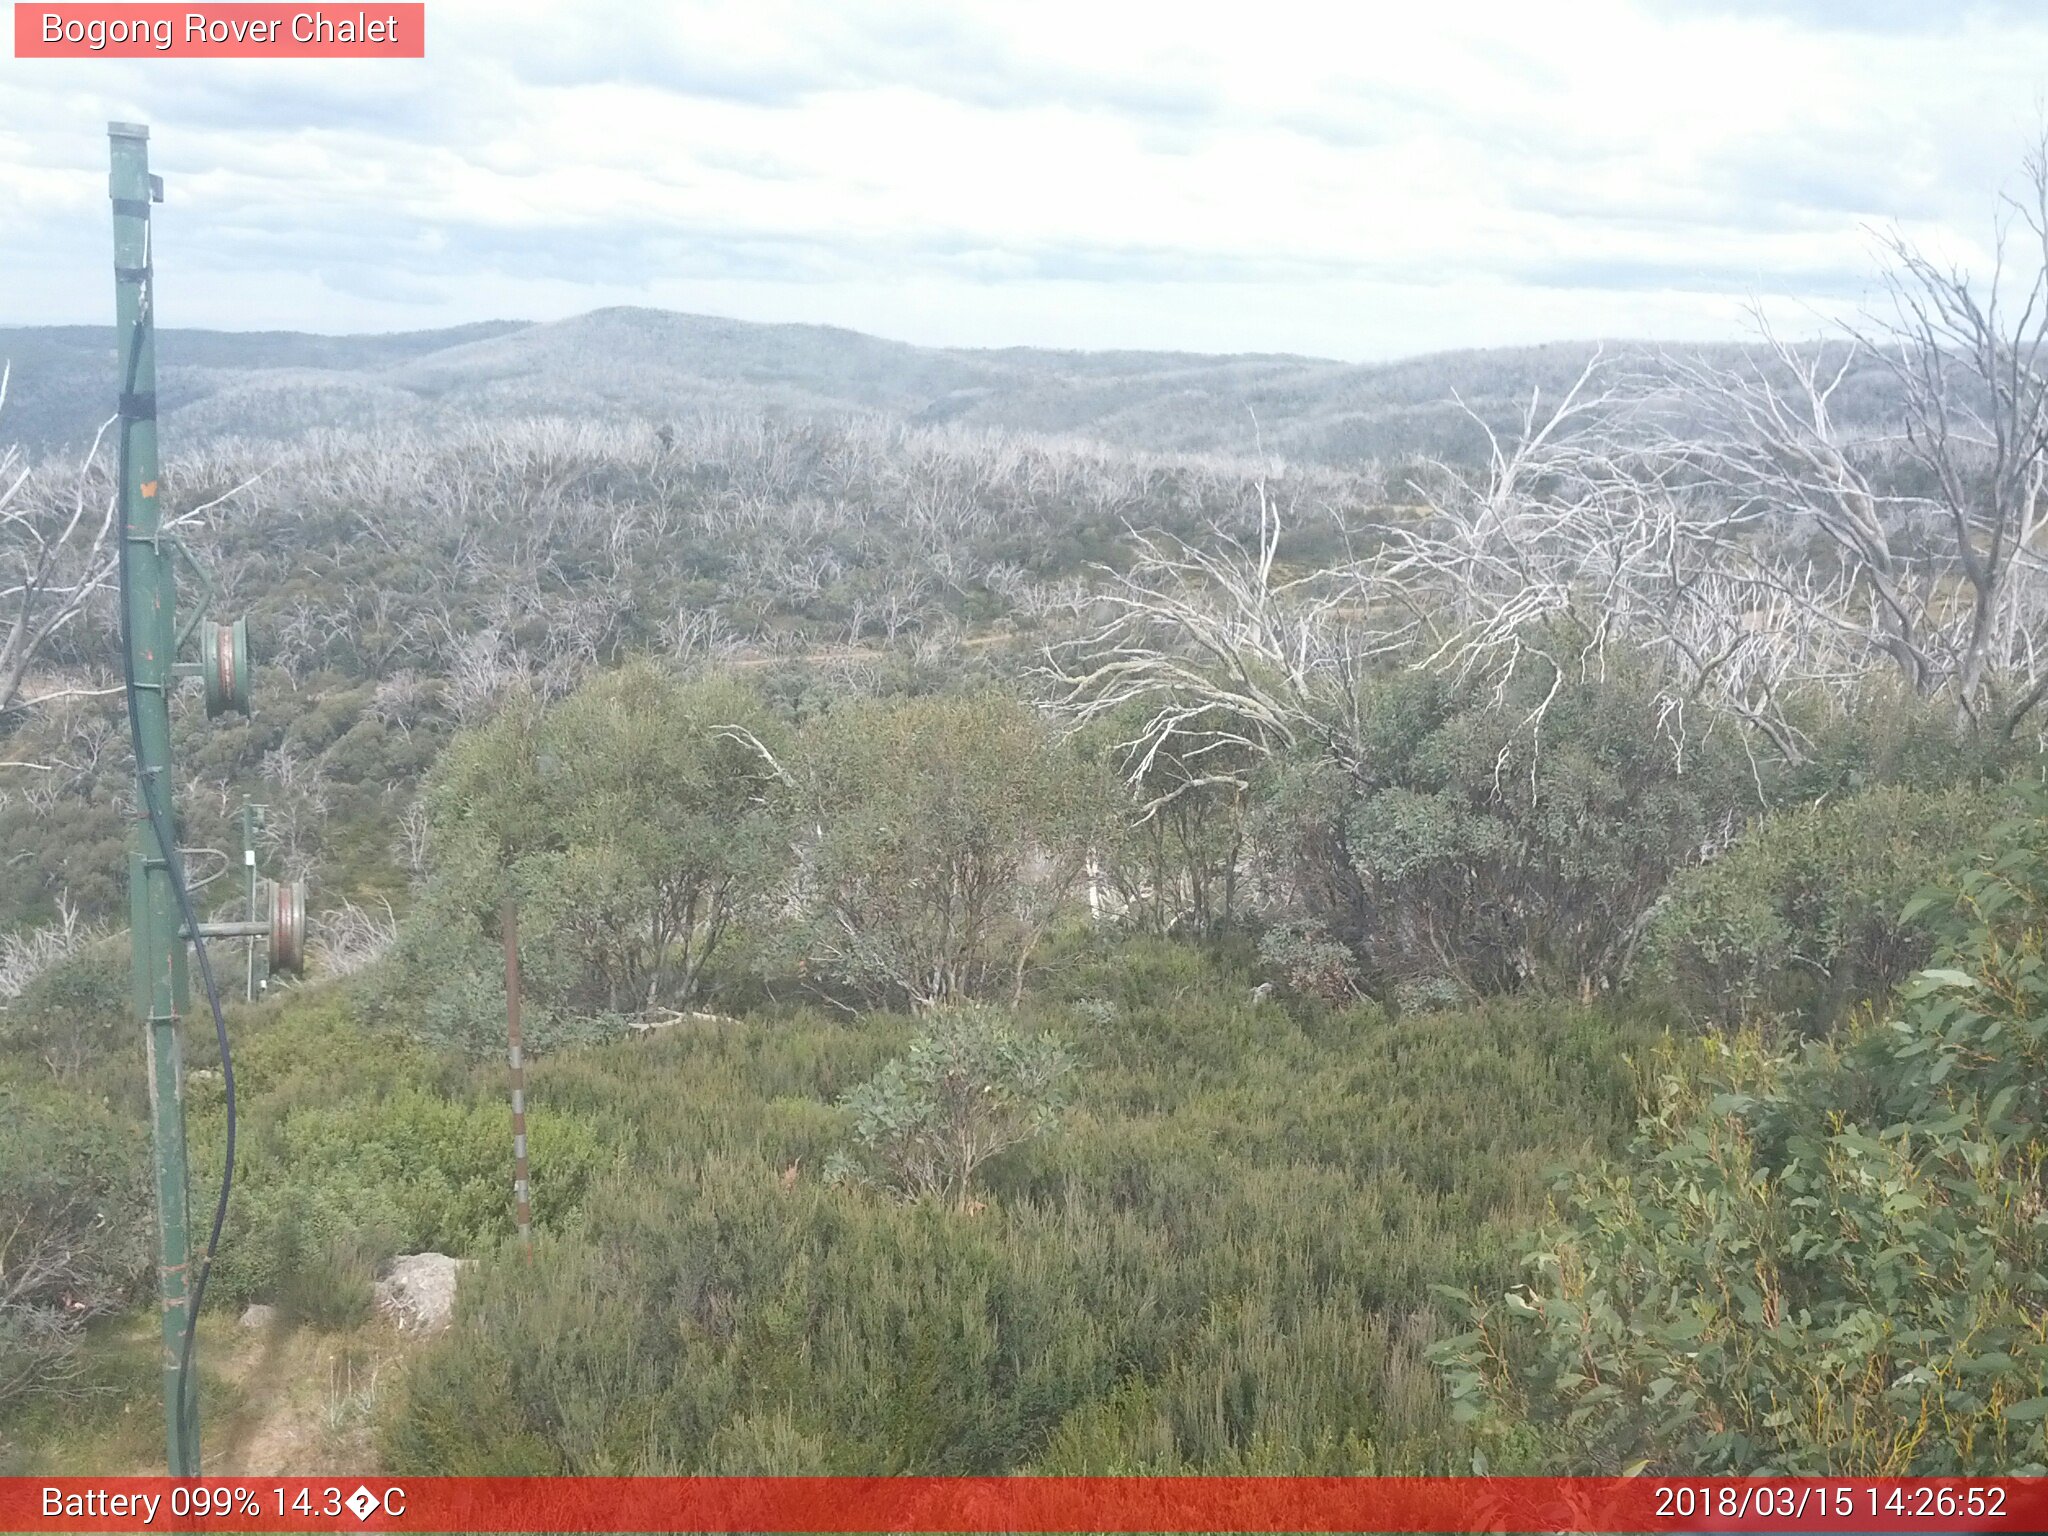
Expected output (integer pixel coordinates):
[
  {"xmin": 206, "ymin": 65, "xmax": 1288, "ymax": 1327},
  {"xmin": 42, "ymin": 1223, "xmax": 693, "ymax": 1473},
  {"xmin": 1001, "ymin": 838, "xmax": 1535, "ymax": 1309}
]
[
  {"xmin": 373, "ymin": 1251, "xmax": 470, "ymax": 1332},
  {"xmin": 238, "ymin": 1302, "xmax": 276, "ymax": 1330}
]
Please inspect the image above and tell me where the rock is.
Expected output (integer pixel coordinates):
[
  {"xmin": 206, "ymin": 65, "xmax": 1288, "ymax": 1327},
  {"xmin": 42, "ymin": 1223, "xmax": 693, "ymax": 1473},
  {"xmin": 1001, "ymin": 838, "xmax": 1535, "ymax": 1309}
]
[
  {"xmin": 373, "ymin": 1252, "xmax": 470, "ymax": 1332},
  {"xmin": 238, "ymin": 1303, "xmax": 276, "ymax": 1330}
]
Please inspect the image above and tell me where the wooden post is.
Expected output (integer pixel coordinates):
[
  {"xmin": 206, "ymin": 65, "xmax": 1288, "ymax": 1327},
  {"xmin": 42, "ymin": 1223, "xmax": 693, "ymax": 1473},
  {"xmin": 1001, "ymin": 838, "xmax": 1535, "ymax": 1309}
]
[{"xmin": 501, "ymin": 894, "xmax": 532, "ymax": 1261}]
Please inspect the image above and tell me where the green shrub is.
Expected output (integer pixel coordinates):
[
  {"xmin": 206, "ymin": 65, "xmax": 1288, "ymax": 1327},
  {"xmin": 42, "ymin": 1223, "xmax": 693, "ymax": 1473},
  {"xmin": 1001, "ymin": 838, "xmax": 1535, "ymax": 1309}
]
[
  {"xmin": 0, "ymin": 935, "xmax": 130, "ymax": 1080},
  {"xmin": 795, "ymin": 691, "xmax": 1115, "ymax": 1009},
  {"xmin": 354, "ymin": 883, "xmax": 602, "ymax": 1060},
  {"xmin": 1256, "ymin": 920, "xmax": 1367, "ymax": 1005},
  {"xmin": 267, "ymin": 1221, "xmax": 384, "ymax": 1331},
  {"xmin": 381, "ymin": 950, "xmax": 1647, "ymax": 1476},
  {"xmin": 826, "ymin": 1005, "xmax": 1076, "ymax": 1209},
  {"xmin": 417, "ymin": 665, "xmax": 794, "ymax": 1024},
  {"xmin": 182, "ymin": 990, "xmax": 619, "ymax": 1313},
  {"xmin": 1637, "ymin": 783, "xmax": 2019, "ymax": 1031},
  {"xmin": 1435, "ymin": 798, "xmax": 2048, "ymax": 1475},
  {"xmin": 1252, "ymin": 660, "xmax": 1755, "ymax": 999},
  {"xmin": 0, "ymin": 1066, "xmax": 150, "ymax": 1413}
]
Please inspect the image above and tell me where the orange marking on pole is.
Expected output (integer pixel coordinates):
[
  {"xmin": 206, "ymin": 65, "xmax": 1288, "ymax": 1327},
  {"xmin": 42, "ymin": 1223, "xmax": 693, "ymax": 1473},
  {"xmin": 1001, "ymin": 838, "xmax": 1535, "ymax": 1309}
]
[{"xmin": 140, "ymin": 480, "xmax": 158, "ymax": 497}]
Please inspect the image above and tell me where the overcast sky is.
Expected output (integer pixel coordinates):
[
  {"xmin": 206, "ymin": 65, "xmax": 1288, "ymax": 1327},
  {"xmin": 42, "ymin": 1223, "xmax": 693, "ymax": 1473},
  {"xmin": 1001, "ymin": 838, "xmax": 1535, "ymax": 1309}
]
[{"xmin": 1, "ymin": 0, "xmax": 2044, "ymax": 359}]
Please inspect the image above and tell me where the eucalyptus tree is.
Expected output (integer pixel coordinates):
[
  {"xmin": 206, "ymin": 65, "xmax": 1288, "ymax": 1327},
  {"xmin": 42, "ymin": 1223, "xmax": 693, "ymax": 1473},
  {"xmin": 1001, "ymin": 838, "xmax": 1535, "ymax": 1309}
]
[
  {"xmin": 414, "ymin": 664, "xmax": 793, "ymax": 1040},
  {"xmin": 788, "ymin": 690, "xmax": 1114, "ymax": 1011}
]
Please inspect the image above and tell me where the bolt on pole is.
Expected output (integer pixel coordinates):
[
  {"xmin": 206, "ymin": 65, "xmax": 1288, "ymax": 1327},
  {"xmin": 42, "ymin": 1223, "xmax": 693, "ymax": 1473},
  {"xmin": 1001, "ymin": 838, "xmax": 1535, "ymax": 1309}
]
[{"xmin": 110, "ymin": 120, "xmax": 201, "ymax": 1479}]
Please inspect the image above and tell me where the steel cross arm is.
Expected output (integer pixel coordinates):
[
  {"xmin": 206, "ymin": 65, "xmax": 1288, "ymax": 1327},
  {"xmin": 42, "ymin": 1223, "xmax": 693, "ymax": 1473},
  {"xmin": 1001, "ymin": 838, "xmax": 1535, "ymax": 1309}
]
[{"xmin": 186, "ymin": 920, "xmax": 269, "ymax": 939}]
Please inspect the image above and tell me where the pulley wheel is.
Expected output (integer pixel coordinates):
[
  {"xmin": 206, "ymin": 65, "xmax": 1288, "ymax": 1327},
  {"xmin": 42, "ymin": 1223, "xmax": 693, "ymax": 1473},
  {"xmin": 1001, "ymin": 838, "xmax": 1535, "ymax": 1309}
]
[
  {"xmin": 266, "ymin": 877, "xmax": 307, "ymax": 977},
  {"xmin": 202, "ymin": 617, "xmax": 251, "ymax": 717}
]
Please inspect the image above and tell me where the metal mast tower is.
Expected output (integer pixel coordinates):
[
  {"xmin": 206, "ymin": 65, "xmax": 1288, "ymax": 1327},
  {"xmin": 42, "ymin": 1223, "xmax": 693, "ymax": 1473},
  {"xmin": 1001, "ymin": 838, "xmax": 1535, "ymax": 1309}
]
[
  {"xmin": 109, "ymin": 121, "xmax": 307, "ymax": 1478},
  {"xmin": 108, "ymin": 119, "xmax": 203, "ymax": 1478}
]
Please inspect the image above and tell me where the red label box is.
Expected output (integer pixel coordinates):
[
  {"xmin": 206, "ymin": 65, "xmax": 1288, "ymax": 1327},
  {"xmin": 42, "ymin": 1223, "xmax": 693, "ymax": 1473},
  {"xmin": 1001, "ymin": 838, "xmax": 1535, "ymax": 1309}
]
[
  {"xmin": 13, "ymin": 3, "xmax": 424, "ymax": 57},
  {"xmin": 3, "ymin": 1476, "xmax": 2047, "ymax": 1533}
]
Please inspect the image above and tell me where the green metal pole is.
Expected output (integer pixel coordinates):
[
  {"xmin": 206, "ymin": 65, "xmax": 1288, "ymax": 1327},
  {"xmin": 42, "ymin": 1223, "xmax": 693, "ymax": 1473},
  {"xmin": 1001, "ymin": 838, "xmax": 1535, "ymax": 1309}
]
[{"xmin": 110, "ymin": 120, "xmax": 200, "ymax": 1479}]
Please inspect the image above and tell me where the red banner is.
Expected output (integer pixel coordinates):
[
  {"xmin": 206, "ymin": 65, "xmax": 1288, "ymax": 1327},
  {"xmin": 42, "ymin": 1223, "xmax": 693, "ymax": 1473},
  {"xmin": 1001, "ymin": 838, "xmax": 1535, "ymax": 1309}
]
[
  {"xmin": 12, "ymin": 4, "xmax": 424, "ymax": 58},
  {"xmin": 3, "ymin": 1477, "xmax": 2046, "ymax": 1533}
]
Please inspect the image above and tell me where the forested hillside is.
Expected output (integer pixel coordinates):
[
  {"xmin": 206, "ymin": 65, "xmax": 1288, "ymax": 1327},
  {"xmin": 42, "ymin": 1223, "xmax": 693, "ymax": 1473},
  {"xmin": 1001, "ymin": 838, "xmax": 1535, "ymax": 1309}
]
[
  {"xmin": 6, "ymin": 211, "xmax": 2048, "ymax": 1477},
  {"xmin": 0, "ymin": 309, "xmax": 1903, "ymax": 469}
]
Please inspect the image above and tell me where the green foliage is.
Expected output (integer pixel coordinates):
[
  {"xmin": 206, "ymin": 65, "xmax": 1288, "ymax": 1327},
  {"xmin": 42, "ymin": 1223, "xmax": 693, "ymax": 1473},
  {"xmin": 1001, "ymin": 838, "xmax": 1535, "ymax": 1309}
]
[
  {"xmin": 828, "ymin": 1005, "xmax": 1076, "ymax": 1209},
  {"xmin": 389, "ymin": 665, "xmax": 792, "ymax": 1046},
  {"xmin": 1079, "ymin": 704, "xmax": 1253, "ymax": 939},
  {"xmin": 420, "ymin": 688, "xmax": 553, "ymax": 909},
  {"xmin": 1255, "ymin": 919, "xmax": 1367, "ymax": 1005},
  {"xmin": 0, "ymin": 1064, "xmax": 150, "ymax": 1413},
  {"xmin": 380, "ymin": 939, "xmax": 1646, "ymax": 1475},
  {"xmin": 1254, "ymin": 662, "xmax": 1755, "ymax": 999},
  {"xmin": 531, "ymin": 666, "xmax": 793, "ymax": 1012},
  {"xmin": 1435, "ymin": 800, "xmax": 2048, "ymax": 1474},
  {"xmin": 182, "ymin": 988, "xmax": 619, "ymax": 1318},
  {"xmin": 1639, "ymin": 783, "xmax": 2022, "ymax": 1030},
  {"xmin": 0, "ymin": 782, "xmax": 125, "ymax": 934},
  {"xmin": 797, "ymin": 691, "xmax": 1115, "ymax": 1008},
  {"xmin": 0, "ymin": 935, "xmax": 129, "ymax": 1080},
  {"xmin": 263, "ymin": 1222, "xmax": 383, "ymax": 1331},
  {"xmin": 1777, "ymin": 683, "xmax": 2024, "ymax": 801},
  {"xmin": 355, "ymin": 879, "xmax": 624, "ymax": 1059}
]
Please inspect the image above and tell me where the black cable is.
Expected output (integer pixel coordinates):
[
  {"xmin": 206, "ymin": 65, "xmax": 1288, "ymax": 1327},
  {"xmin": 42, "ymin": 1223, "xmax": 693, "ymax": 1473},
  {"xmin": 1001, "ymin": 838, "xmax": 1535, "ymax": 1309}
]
[{"xmin": 114, "ymin": 238, "xmax": 236, "ymax": 1466}]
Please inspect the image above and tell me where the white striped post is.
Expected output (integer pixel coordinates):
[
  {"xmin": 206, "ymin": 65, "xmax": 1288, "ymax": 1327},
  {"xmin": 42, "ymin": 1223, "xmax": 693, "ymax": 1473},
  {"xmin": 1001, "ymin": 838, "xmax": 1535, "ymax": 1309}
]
[{"xmin": 501, "ymin": 894, "xmax": 533, "ymax": 1262}]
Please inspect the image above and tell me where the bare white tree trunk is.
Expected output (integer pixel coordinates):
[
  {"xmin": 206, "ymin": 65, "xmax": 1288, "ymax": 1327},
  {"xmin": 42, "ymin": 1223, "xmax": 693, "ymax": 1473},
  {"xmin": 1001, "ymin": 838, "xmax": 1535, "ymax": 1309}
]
[{"xmin": 0, "ymin": 373, "xmax": 120, "ymax": 726}]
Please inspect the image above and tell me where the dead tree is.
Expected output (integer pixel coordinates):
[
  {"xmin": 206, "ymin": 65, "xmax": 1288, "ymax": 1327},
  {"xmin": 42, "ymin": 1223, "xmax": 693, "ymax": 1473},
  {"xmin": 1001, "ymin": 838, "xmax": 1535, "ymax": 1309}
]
[
  {"xmin": 1643, "ymin": 139, "xmax": 2048, "ymax": 743},
  {"xmin": 3, "ymin": 371, "xmax": 255, "ymax": 733},
  {"xmin": 0, "ymin": 374, "xmax": 118, "ymax": 723},
  {"xmin": 1048, "ymin": 477, "xmax": 1402, "ymax": 815}
]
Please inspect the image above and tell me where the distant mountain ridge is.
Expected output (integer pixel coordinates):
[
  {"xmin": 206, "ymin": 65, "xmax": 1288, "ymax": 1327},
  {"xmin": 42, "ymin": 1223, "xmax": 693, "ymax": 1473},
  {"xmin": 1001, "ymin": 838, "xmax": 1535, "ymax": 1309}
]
[{"xmin": 0, "ymin": 306, "xmax": 1795, "ymax": 466}]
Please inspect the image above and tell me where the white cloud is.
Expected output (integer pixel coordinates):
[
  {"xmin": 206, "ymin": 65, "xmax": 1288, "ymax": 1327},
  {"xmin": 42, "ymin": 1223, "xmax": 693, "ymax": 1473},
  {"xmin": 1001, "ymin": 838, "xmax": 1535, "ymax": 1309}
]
[{"xmin": 0, "ymin": 0, "xmax": 2041, "ymax": 357}]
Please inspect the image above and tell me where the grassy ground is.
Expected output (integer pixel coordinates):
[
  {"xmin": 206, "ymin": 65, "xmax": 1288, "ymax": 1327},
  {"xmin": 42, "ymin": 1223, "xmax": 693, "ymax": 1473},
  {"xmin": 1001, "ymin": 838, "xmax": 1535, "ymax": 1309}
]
[{"xmin": 1, "ymin": 1310, "xmax": 415, "ymax": 1476}]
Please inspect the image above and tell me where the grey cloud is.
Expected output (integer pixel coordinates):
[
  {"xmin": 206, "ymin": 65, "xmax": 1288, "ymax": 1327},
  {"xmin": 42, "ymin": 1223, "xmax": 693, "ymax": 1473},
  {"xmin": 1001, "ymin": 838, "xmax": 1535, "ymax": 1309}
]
[
  {"xmin": 280, "ymin": 221, "xmax": 851, "ymax": 290},
  {"xmin": 404, "ymin": 227, "xmax": 1311, "ymax": 291},
  {"xmin": 1676, "ymin": 0, "xmax": 2037, "ymax": 32},
  {"xmin": 1269, "ymin": 104, "xmax": 1407, "ymax": 151},
  {"xmin": 693, "ymin": 147, "xmax": 811, "ymax": 183},
  {"xmin": 137, "ymin": 71, "xmax": 463, "ymax": 138},
  {"xmin": 997, "ymin": 243, "xmax": 1352, "ymax": 286},
  {"xmin": 7, "ymin": 57, "xmax": 509, "ymax": 145},
  {"xmin": 495, "ymin": 34, "xmax": 820, "ymax": 106},
  {"xmin": 153, "ymin": 198, "xmax": 1385, "ymax": 297},
  {"xmin": 1509, "ymin": 178, "xmax": 1836, "ymax": 236},
  {"xmin": 314, "ymin": 264, "xmax": 449, "ymax": 305},
  {"xmin": 1703, "ymin": 136, "xmax": 1963, "ymax": 226},
  {"xmin": 470, "ymin": 2, "xmax": 1224, "ymax": 124},
  {"xmin": 1512, "ymin": 252, "xmax": 1871, "ymax": 300},
  {"xmin": 1507, "ymin": 120, "xmax": 2004, "ymax": 245}
]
